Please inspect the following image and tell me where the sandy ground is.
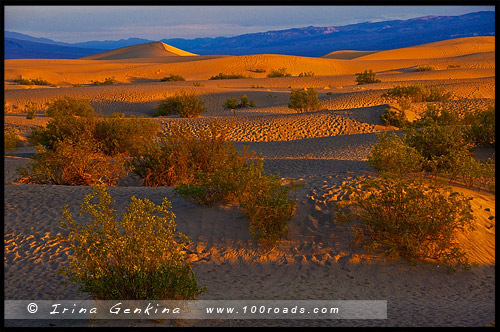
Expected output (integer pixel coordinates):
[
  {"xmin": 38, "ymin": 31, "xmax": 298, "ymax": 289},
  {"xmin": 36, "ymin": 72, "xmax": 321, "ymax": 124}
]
[{"xmin": 3, "ymin": 37, "xmax": 495, "ymax": 327}]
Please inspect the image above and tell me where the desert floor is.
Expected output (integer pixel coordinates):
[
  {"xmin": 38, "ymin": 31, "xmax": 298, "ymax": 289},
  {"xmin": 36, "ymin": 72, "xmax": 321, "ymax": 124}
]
[{"xmin": 4, "ymin": 37, "xmax": 495, "ymax": 327}]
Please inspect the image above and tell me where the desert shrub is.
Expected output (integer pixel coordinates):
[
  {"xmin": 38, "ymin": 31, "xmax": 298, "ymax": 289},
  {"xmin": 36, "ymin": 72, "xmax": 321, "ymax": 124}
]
[
  {"xmin": 57, "ymin": 186, "xmax": 205, "ymax": 300},
  {"xmin": 154, "ymin": 91, "xmax": 204, "ymax": 118},
  {"xmin": 223, "ymin": 97, "xmax": 239, "ymax": 109},
  {"xmin": 16, "ymin": 139, "xmax": 127, "ymax": 186},
  {"xmin": 160, "ymin": 74, "xmax": 186, "ymax": 82},
  {"xmin": 239, "ymin": 175, "xmax": 299, "ymax": 249},
  {"xmin": 44, "ymin": 96, "xmax": 95, "ymax": 118},
  {"xmin": 462, "ymin": 103, "xmax": 495, "ymax": 147},
  {"xmin": 447, "ymin": 64, "xmax": 461, "ymax": 69},
  {"xmin": 93, "ymin": 113, "xmax": 161, "ymax": 156},
  {"xmin": 335, "ymin": 175, "xmax": 474, "ymax": 270},
  {"xmin": 25, "ymin": 101, "xmax": 40, "ymax": 119},
  {"xmin": 405, "ymin": 123, "xmax": 470, "ymax": 173},
  {"xmin": 5, "ymin": 128, "xmax": 21, "ymax": 153},
  {"xmin": 93, "ymin": 77, "xmax": 117, "ymax": 85},
  {"xmin": 416, "ymin": 65, "xmax": 435, "ymax": 72},
  {"xmin": 209, "ymin": 73, "xmax": 247, "ymax": 80},
  {"xmin": 368, "ymin": 132, "xmax": 424, "ymax": 176},
  {"xmin": 131, "ymin": 122, "xmax": 240, "ymax": 187},
  {"xmin": 249, "ymin": 68, "xmax": 266, "ymax": 73},
  {"xmin": 192, "ymin": 82, "xmax": 204, "ymax": 87},
  {"xmin": 380, "ymin": 107, "xmax": 410, "ymax": 128},
  {"xmin": 14, "ymin": 77, "xmax": 55, "ymax": 86},
  {"xmin": 355, "ymin": 69, "xmax": 381, "ymax": 85},
  {"xmin": 288, "ymin": 88, "xmax": 322, "ymax": 113},
  {"xmin": 298, "ymin": 71, "xmax": 315, "ymax": 77},
  {"xmin": 30, "ymin": 112, "xmax": 160, "ymax": 157},
  {"xmin": 251, "ymin": 84, "xmax": 265, "ymax": 88},
  {"xmin": 267, "ymin": 68, "xmax": 292, "ymax": 78},
  {"xmin": 223, "ymin": 95, "xmax": 256, "ymax": 109},
  {"xmin": 382, "ymin": 84, "xmax": 453, "ymax": 103}
]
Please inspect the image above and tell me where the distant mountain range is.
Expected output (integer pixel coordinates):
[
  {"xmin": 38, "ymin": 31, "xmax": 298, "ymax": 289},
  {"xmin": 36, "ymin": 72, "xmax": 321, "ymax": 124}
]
[{"xmin": 4, "ymin": 11, "xmax": 495, "ymax": 59}]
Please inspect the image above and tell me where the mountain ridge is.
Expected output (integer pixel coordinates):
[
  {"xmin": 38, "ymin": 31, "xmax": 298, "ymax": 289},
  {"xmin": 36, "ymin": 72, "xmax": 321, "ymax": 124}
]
[{"xmin": 5, "ymin": 11, "xmax": 495, "ymax": 59}]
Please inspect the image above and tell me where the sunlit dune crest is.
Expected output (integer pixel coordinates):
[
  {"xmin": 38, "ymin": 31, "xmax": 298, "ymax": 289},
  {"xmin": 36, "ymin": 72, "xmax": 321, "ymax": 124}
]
[{"xmin": 81, "ymin": 41, "xmax": 198, "ymax": 60}]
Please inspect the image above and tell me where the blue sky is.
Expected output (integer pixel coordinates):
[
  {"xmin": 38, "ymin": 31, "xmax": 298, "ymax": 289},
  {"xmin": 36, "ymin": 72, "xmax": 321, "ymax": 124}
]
[{"xmin": 4, "ymin": 5, "xmax": 495, "ymax": 43}]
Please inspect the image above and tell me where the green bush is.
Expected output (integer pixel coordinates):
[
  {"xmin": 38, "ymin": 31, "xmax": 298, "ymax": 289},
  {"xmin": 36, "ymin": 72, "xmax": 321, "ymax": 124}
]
[
  {"xmin": 368, "ymin": 132, "xmax": 424, "ymax": 176},
  {"xmin": 14, "ymin": 77, "xmax": 55, "ymax": 86},
  {"xmin": 288, "ymin": 88, "xmax": 322, "ymax": 113},
  {"xmin": 16, "ymin": 139, "xmax": 127, "ymax": 186},
  {"xmin": 209, "ymin": 73, "xmax": 247, "ymax": 80},
  {"xmin": 335, "ymin": 175, "xmax": 474, "ymax": 270},
  {"xmin": 355, "ymin": 69, "xmax": 381, "ymax": 85},
  {"xmin": 45, "ymin": 96, "xmax": 95, "ymax": 118},
  {"xmin": 381, "ymin": 84, "xmax": 453, "ymax": 103},
  {"xmin": 5, "ymin": 128, "xmax": 21, "ymax": 154},
  {"xmin": 416, "ymin": 65, "xmax": 435, "ymax": 72},
  {"xmin": 267, "ymin": 68, "xmax": 292, "ymax": 78},
  {"xmin": 223, "ymin": 95, "xmax": 256, "ymax": 109},
  {"xmin": 160, "ymin": 74, "xmax": 186, "ymax": 82},
  {"xmin": 154, "ymin": 91, "xmax": 205, "ymax": 118},
  {"xmin": 298, "ymin": 71, "xmax": 315, "ymax": 77},
  {"xmin": 57, "ymin": 186, "xmax": 205, "ymax": 300},
  {"xmin": 380, "ymin": 107, "xmax": 409, "ymax": 128}
]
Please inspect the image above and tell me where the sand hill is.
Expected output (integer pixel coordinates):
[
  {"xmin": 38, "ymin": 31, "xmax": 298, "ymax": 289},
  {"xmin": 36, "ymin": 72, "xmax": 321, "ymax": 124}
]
[{"xmin": 81, "ymin": 41, "xmax": 198, "ymax": 60}]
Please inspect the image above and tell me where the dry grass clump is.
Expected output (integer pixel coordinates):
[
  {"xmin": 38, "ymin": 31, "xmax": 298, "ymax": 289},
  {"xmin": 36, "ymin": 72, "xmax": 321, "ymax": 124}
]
[
  {"xmin": 416, "ymin": 65, "xmax": 435, "ymax": 72},
  {"xmin": 92, "ymin": 76, "xmax": 118, "ymax": 85},
  {"xmin": 209, "ymin": 73, "xmax": 248, "ymax": 80},
  {"xmin": 57, "ymin": 186, "xmax": 205, "ymax": 300},
  {"xmin": 14, "ymin": 77, "xmax": 56, "ymax": 87}
]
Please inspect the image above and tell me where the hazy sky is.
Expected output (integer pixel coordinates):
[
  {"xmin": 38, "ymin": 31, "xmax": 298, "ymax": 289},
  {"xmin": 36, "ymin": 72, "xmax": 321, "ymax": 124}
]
[{"xmin": 4, "ymin": 5, "xmax": 495, "ymax": 43}]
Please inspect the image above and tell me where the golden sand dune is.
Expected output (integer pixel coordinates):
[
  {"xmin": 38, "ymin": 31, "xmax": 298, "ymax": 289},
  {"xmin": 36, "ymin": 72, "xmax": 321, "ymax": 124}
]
[
  {"xmin": 322, "ymin": 50, "xmax": 377, "ymax": 59},
  {"xmin": 357, "ymin": 36, "xmax": 495, "ymax": 60},
  {"xmin": 81, "ymin": 41, "xmax": 198, "ymax": 60}
]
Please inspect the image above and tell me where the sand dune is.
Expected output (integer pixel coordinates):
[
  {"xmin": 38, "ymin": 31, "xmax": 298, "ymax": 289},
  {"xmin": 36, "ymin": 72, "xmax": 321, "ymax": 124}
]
[
  {"xmin": 4, "ymin": 36, "xmax": 495, "ymax": 327},
  {"xmin": 82, "ymin": 41, "xmax": 198, "ymax": 60},
  {"xmin": 357, "ymin": 36, "xmax": 495, "ymax": 60}
]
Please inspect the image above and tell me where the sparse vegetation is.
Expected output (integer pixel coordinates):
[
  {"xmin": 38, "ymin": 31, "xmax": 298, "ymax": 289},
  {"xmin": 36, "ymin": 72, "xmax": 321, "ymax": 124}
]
[
  {"xmin": 298, "ymin": 71, "xmax": 315, "ymax": 77},
  {"xmin": 57, "ymin": 186, "xmax": 205, "ymax": 300},
  {"xmin": 223, "ymin": 95, "xmax": 256, "ymax": 109},
  {"xmin": 380, "ymin": 107, "xmax": 410, "ymax": 128},
  {"xmin": 92, "ymin": 77, "xmax": 118, "ymax": 85},
  {"xmin": 131, "ymin": 121, "xmax": 299, "ymax": 248},
  {"xmin": 355, "ymin": 69, "xmax": 381, "ymax": 85},
  {"xmin": 14, "ymin": 77, "xmax": 55, "ymax": 87},
  {"xmin": 209, "ymin": 73, "xmax": 247, "ymax": 80},
  {"xmin": 447, "ymin": 64, "xmax": 461, "ymax": 69},
  {"xmin": 267, "ymin": 68, "xmax": 292, "ymax": 78},
  {"xmin": 251, "ymin": 84, "xmax": 265, "ymax": 89},
  {"xmin": 416, "ymin": 65, "xmax": 435, "ymax": 72},
  {"xmin": 154, "ymin": 91, "xmax": 205, "ymax": 118},
  {"xmin": 192, "ymin": 82, "xmax": 204, "ymax": 87},
  {"xmin": 335, "ymin": 175, "xmax": 474, "ymax": 271},
  {"xmin": 288, "ymin": 88, "xmax": 322, "ymax": 113},
  {"xmin": 249, "ymin": 68, "xmax": 266, "ymax": 73},
  {"xmin": 160, "ymin": 74, "xmax": 186, "ymax": 82}
]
